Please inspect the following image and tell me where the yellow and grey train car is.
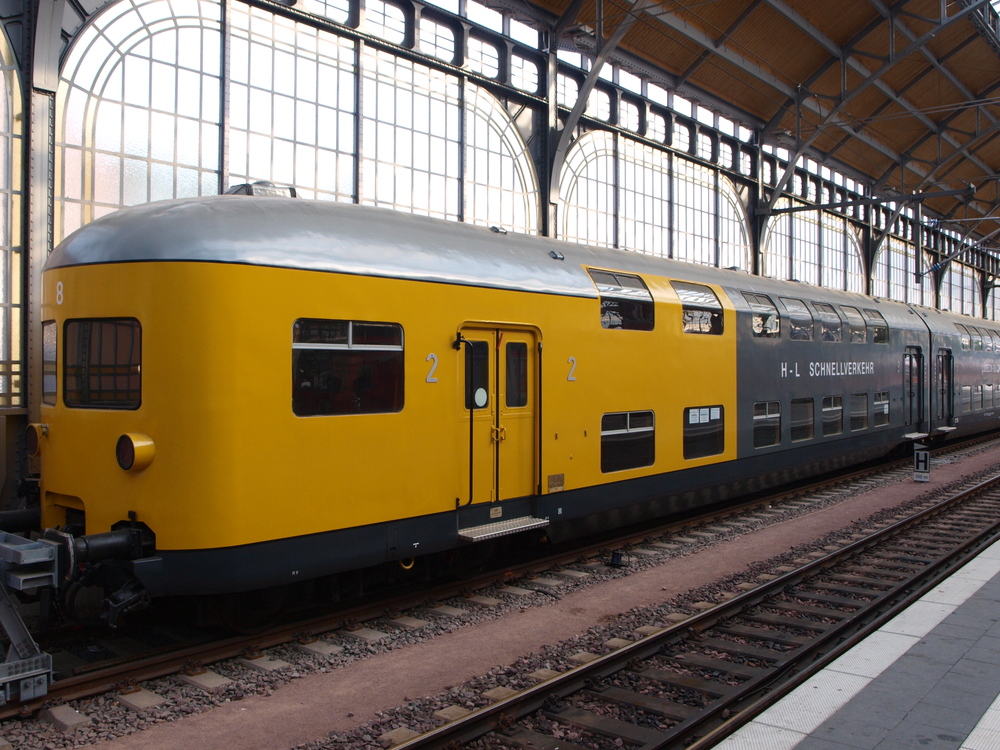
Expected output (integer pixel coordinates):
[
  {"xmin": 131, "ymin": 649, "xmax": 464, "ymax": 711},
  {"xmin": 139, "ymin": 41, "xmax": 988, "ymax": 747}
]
[{"xmin": 24, "ymin": 195, "xmax": 1000, "ymax": 615}]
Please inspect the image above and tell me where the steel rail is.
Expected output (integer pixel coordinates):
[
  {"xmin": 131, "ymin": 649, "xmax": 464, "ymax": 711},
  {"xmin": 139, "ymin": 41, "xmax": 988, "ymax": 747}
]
[{"xmin": 390, "ymin": 471, "xmax": 1000, "ymax": 749}]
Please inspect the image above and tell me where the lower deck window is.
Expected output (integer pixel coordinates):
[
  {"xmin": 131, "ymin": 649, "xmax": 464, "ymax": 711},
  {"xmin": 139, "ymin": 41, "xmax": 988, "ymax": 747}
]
[
  {"xmin": 752, "ymin": 401, "xmax": 780, "ymax": 447},
  {"xmin": 874, "ymin": 391, "xmax": 890, "ymax": 425},
  {"xmin": 293, "ymin": 319, "xmax": 403, "ymax": 416},
  {"xmin": 601, "ymin": 411, "xmax": 654, "ymax": 472},
  {"xmin": 822, "ymin": 396, "xmax": 843, "ymax": 436},
  {"xmin": 850, "ymin": 393, "xmax": 868, "ymax": 431},
  {"xmin": 684, "ymin": 405, "xmax": 724, "ymax": 459},
  {"xmin": 64, "ymin": 318, "xmax": 141, "ymax": 409},
  {"xmin": 790, "ymin": 398, "xmax": 814, "ymax": 441}
]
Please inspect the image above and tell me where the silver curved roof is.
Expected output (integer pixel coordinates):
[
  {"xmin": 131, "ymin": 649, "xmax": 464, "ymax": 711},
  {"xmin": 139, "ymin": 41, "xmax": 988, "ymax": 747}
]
[
  {"xmin": 44, "ymin": 196, "xmax": 986, "ymax": 337},
  {"xmin": 46, "ymin": 196, "xmax": 755, "ymax": 299}
]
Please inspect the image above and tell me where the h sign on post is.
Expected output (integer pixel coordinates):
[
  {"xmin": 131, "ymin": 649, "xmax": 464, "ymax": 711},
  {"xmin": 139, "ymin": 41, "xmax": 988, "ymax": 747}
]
[{"xmin": 913, "ymin": 444, "xmax": 930, "ymax": 482}]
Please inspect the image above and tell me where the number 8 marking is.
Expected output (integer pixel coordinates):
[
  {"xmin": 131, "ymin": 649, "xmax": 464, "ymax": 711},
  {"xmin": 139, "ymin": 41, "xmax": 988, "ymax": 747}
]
[{"xmin": 56, "ymin": 281, "xmax": 64, "ymax": 305}]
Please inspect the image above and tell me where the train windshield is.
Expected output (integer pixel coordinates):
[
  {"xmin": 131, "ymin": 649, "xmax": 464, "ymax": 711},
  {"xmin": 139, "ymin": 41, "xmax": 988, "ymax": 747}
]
[{"xmin": 63, "ymin": 319, "xmax": 142, "ymax": 409}]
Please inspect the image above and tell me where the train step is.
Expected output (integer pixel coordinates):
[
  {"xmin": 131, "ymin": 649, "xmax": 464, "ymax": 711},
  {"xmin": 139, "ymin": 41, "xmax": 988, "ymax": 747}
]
[{"xmin": 458, "ymin": 516, "xmax": 549, "ymax": 542}]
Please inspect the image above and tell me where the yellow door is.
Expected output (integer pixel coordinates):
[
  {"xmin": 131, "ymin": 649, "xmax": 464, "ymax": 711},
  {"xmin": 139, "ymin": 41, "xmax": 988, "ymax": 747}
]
[{"xmin": 458, "ymin": 327, "xmax": 537, "ymax": 505}]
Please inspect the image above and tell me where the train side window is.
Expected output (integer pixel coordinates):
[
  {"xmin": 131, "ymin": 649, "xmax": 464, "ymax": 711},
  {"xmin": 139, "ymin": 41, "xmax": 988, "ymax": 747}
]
[
  {"xmin": 986, "ymin": 384, "xmax": 994, "ymax": 409},
  {"xmin": 63, "ymin": 318, "xmax": 141, "ymax": 409},
  {"xmin": 840, "ymin": 306, "xmax": 867, "ymax": 343},
  {"xmin": 464, "ymin": 341, "xmax": 489, "ymax": 410},
  {"xmin": 812, "ymin": 303, "xmax": 843, "ymax": 342},
  {"xmin": 752, "ymin": 401, "xmax": 780, "ymax": 447},
  {"xmin": 505, "ymin": 342, "xmax": 528, "ymax": 408},
  {"xmin": 742, "ymin": 293, "xmax": 779, "ymax": 338},
  {"xmin": 979, "ymin": 328, "xmax": 993, "ymax": 353},
  {"xmin": 873, "ymin": 391, "xmax": 890, "ymax": 426},
  {"xmin": 970, "ymin": 328, "xmax": 983, "ymax": 351},
  {"xmin": 601, "ymin": 411, "xmax": 655, "ymax": 472},
  {"xmin": 42, "ymin": 321, "xmax": 57, "ymax": 406},
  {"xmin": 955, "ymin": 324, "xmax": 971, "ymax": 351},
  {"xmin": 780, "ymin": 298, "xmax": 813, "ymax": 341},
  {"xmin": 292, "ymin": 319, "xmax": 404, "ymax": 416},
  {"xmin": 974, "ymin": 385, "xmax": 984, "ymax": 410},
  {"xmin": 790, "ymin": 398, "xmax": 814, "ymax": 441},
  {"xmin": 850, "ymin": 392, "xmax": 868, "ymax": 430},
  {"xmin": 683, "ymin": 405, "xmax": 724, "ymax": 459},
  {"xmin": 822, "ymin": 396, "xmax": 843, "ymax": 436},
  {"xmin": 863, "ymin": 310, "xmax": 888, "ymax": 344},
  {"xmin": 961, "ymin": 385, "xmax": 972, "ymax": 413},
  {"xmin": 673, "ymin": 282, "xmax": 724, "ymax": 335},
  {"xmin": 588, "ymin": 270, "xmax": 654, "ymax": 331}
]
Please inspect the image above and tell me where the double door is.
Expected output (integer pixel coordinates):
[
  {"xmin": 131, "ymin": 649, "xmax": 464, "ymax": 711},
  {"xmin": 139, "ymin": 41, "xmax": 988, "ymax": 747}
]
[{"xmin": 460, "ymin": 327, "xmax": 537, "ymax": 505}]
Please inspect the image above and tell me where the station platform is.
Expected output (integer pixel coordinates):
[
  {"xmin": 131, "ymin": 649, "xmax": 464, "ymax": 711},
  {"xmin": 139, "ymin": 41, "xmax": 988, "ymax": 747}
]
[{"xmin": 714, "ymin": 538, "xmax": 1000, "ymax": 750}]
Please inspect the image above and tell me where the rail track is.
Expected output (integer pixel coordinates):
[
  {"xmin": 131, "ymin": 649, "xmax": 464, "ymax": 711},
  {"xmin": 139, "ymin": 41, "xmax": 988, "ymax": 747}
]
[
  {"xmin": 3, "ymin": 434, "xmax": 998, "ymax": 726},
  {"xmin": 390, "ymin": 470, "xmax": 1000, "ymax": 750}
]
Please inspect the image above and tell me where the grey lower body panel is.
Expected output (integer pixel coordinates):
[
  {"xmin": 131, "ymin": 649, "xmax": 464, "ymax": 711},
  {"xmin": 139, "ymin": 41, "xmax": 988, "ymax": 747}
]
[{"xmin": 130, "ymin": 437, "xmax": 899, "ymax": 597}]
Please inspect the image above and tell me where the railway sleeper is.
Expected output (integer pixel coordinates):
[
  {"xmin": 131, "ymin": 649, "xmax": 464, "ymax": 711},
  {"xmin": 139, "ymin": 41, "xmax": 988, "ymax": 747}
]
[
  {"xmin": 740, "ymin": 611, "xmax": 833, "ymax": 632},
  {"xmin": 584, "ymin": 685, "xmax": 699, "ymax": 721},
  {"xmin": 543, "ymin": 705, "xmax": 669, "ymax": 749},
  {"xmin": 820, "ymin": 572, "xmax": 895, "ymax": 589},
  {"xmin": 666, "ymin": 652, "xmax": 772, "ymax": 680},
  {"xmin": 837, "ymin": 565, "xmax": 907, "ymax": 581},
  {"xmin": 795, "ymin": 581, "xmax": 883, "ymax": 598},
  {"xmin": 765, "ymin": 600, "xmax": 851, "ymax": 620},
  {"xmin": 694, "ymin": 636, "xmax": 784, "ymax": 662},
  {"xmin": 495, "ymin": 726, "xmax": 591, "ymax": 750},
  {"xmin": 628, "ymin": 666, "xmax": 739, "ymax": 698},
  {"xmin": 712, "ymin": 623, "xmax": 811, "ymax": 648}
]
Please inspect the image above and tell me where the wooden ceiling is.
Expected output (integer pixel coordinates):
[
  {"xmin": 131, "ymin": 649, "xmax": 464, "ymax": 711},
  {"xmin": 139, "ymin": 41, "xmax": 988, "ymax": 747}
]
[{"xmin": 534, "ymin": 0, "xmax": 1000, "ymax": 250}]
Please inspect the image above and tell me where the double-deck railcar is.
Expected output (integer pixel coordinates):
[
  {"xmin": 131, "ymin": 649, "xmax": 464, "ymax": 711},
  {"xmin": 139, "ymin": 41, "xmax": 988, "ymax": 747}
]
[{"xmin": 22, "ymin": 195, "xmax": 1000, "ymax": 617}]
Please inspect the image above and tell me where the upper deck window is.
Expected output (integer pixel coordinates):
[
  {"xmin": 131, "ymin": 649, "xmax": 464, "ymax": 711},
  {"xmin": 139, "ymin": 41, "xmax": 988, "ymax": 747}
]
[
  {"xmin": 64, "ymin": 319, "xmax": 141, "ymax": 409},
  {"xmin": 840, "ymin": 306, "xmax": 867, "ymax": 343},
  {"xmin": 292, "ymin": 319, "xmax": 404, "ymax": 416},
  {"xmin": 673, "ymin": 281, "xmax": 723, "ymax": 335},
  {"xmin": 812, "ymin": 303, "xmax": 842, "ymax": 342},
  {"xmin": 780, "ymin": 297, "xmax": 813, "ymax": 341},
  {"xmin": 742, "ymin": 293, "xmax": 779, "ymax": 338},
  {"xmin": 955, "ymin": 324, "xmax": 971, "ymax": 351},
  {"xmin": 588, "ymin": 270, "xmax": 654, "ymax": 331},
  {"xmin": 862, "ymin": 309, "xmax": 888, "ymax": 344}
]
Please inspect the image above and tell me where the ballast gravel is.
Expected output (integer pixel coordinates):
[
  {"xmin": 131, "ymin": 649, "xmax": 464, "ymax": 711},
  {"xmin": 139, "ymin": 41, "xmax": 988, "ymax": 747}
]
[{"xmin": 4, "ymin": 440, "xmax": 1000, "ymax": 750}]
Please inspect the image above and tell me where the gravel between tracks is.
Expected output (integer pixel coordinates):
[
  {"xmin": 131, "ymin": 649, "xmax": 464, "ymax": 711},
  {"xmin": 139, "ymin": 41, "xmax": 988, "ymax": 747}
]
[{"xmin": 6, "ymin": 443, "xmax": 1000, "ymax": 750}]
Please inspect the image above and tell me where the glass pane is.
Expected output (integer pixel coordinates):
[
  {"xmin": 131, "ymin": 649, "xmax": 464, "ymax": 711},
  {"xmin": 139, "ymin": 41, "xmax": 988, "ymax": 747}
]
[
  {"xmin": 63, "ymin": 319, "xmax": 142, "ymax": 409},
  {"xmin": 465, "ymin": 340, "xmax": 489, "ymax": 410},
  {"xmin": 505, "ymin": 342, "xmax": 527, "ymax": 407}
]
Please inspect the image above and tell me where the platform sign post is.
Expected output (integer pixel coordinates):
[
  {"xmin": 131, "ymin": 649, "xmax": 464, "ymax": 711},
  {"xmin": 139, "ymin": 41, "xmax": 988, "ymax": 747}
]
[{"xmin": 913, "ymin": 443, "xmax": 930, "ymax": 482}]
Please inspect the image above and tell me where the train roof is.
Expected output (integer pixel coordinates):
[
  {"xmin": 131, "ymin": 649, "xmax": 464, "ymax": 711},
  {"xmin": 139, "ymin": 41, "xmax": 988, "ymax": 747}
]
[
  {"xmin": 44, "ymin": 196, "xmax": 778, "ymax": 299},
  {"xmin": 44, "ymin": 197, "xmax": 998, "ymax": 334}
]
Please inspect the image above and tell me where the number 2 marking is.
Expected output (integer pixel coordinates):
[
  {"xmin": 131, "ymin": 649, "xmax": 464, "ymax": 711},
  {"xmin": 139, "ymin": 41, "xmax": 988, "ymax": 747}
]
[
  {"xmin": 567, "ymin": 356, "xmax": 577, "ymax": 381},
  {"xmin": 425, "ymin": 353, "xmax": 439, "ymax": 383},
  {"xmin": 56, "ymin": 281, "xmax": 64, "ymax": 305}
]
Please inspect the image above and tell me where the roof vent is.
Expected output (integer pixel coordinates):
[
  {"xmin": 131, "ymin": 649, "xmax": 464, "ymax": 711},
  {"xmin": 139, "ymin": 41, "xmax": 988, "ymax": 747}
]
[{"xmin": 225, "ymin": 181, "xmax": 297, "ymax": 198}]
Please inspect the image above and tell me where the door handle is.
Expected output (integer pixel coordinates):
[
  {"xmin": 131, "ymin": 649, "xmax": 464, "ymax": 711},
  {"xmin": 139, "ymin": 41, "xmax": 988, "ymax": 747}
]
[{"xmin": 491, "ymin": 425, "xmax": 507, "ymax": 442}]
